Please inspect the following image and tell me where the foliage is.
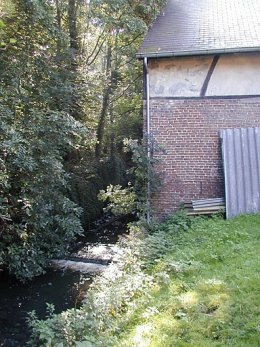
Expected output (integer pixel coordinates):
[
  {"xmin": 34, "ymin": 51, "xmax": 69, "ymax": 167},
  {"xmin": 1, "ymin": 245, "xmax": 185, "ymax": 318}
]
[
  {"xmin": 0, "ymin": 101, "xmax": 86, "ymax": 280},
  {"xmin": 28, "ymin": 211, "xmax": 190, "ymax": 346},
  {"xmin": 124, "ymin": 137, "xmax": 162, "ymax": 218},
  {"xmin": 28, "ymin": 231, "xmax": 154, "ymax": 346},
  {"xmin": 29, "ymin": 214, "xmax": 260, "ymax": 346},
  {"xmin": 0, "ymin": 0, "xmax": 89, "ymax": 280},
  {"xmin": 140, "ymin": 211, "xmax": 191, "ymax": 263},
  {"xmin": 118, "ymin": 214, "xmax": 260, "ymax": 347},
  {"xmin": 0, "ymin": 0, "xmax": 166, "ymax": 281},
  {"xmin": 84, "ymin": 0, "xmax": 166, "ymax": 158},
  {"xmin": 98, "ymin": 183, "xmax": 137, "ymax": 216},
  {"xmin": 97, "ymin": 137, "xmax": 162, "ymax": 219},
  {"xmin": 68, "ymin": 153, "xmax": 128, "ymax": 229}
]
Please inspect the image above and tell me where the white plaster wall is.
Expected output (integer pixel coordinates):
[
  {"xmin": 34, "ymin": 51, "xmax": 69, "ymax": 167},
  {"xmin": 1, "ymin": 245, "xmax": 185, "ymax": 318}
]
[
  {"xmin": 149, "ymin": 53, "xmax": 260, "ymax": 98},
  {"xmin": 206, "ymin": 53, "xmax": 260, "ymax": 96},
  {"xmin": 149, "ymin": 56, "xmax": 213, "ymax": 97}
]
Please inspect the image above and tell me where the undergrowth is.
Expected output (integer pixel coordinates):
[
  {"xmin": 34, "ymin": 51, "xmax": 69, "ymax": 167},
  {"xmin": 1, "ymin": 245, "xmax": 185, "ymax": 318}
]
[{"xmin": 28, "ymin": 213, "xmax": 260, "ymax": 347}]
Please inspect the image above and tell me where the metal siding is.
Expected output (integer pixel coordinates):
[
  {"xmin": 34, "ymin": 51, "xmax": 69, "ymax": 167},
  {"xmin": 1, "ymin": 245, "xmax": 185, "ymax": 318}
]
[{"xmin": 220, "ymin": 127, "xmax": 260, "ymax": 218}]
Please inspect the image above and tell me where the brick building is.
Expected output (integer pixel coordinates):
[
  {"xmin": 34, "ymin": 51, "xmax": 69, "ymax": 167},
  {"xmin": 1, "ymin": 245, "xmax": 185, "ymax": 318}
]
[{"xmin": 137, "ymin": 0, "xmax": 260, "ymax": 218}]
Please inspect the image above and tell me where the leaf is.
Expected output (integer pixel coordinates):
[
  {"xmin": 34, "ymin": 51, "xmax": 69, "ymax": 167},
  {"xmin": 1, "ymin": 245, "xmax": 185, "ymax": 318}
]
[
  {"xmin": 9, "ymin": 38, "xmax": 17, "ymax": 44},
  {"xmin": 75, "ymin": 341, "xmax": 95, "ymax": 347},
  {"xmin": 0, "ymin": 20, "xmax": 6, "ymax": 28}
]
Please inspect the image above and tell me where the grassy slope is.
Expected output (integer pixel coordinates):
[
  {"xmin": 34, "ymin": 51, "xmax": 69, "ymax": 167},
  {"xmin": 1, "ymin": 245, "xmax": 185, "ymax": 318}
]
[{"xmin": 117, "ymin": 215, "xmax": 260, "ymax": 347}]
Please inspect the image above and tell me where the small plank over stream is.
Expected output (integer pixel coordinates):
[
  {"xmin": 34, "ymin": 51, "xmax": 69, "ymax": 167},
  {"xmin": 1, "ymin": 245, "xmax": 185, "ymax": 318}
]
[{"xmin": 51, "ymin": 243, "xmax": 121, "ymax": 273}]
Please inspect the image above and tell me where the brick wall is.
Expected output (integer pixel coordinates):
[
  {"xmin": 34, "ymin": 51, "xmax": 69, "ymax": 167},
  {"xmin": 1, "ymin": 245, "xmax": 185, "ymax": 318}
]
[{"xmin": 148, "ymin": 97, "xmax": 260, "ymax": 218}]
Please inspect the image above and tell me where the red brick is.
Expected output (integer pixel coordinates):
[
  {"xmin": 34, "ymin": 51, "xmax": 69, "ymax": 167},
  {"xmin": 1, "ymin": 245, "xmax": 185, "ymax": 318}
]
[{"xmin": 146, "ymin": 97, "xmax": 260, "ymax": 218}]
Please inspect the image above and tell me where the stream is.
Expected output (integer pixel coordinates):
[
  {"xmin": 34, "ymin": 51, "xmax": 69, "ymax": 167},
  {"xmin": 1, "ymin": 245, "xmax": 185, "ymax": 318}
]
[
  {"xmin": 0, "ymin": 216, "xmax": 128, "ymax": 347},
  {"xmin": 0, "ymin": 269, "xmax": 92, "ymax": 347}
]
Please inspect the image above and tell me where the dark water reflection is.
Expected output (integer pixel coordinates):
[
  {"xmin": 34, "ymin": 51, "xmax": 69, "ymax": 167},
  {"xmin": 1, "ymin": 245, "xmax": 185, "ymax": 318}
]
[
  {"xmin": 0, "ymin": 215, "xmax": 130, "ymax": 346},
  {"xmin": 0, "ymin": 269, "xmax": 92, "ymax": 346}
]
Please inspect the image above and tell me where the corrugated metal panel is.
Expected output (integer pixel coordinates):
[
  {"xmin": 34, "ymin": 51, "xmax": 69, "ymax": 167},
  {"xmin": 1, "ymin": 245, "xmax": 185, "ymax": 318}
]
[{"xmin": 220, "ymin": 127, "xmax": 260, "ymax": 218}]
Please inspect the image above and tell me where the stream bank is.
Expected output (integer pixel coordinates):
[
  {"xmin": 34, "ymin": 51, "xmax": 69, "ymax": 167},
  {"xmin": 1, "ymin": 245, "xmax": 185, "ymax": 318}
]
[
  {"xmin": 0, "ymin": 269, "xmax": 92, "ymax": 347},
  {"xmin": 0, "ymin": 215, "xmax": 129, "ymax": 347}
]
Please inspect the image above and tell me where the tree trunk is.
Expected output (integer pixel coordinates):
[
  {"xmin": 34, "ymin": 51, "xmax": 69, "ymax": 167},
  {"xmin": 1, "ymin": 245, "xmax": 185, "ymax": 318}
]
[
  {"xmin": 55, "ymin": 0, "xmax": 62, "ymax": 55},
  {"xmin": 68, "ymin": 0, "xmax": 78, "ymax": 50},
  {"xmin": 95, "ymin": 45, "xmax": 112, "ymax": 157}
]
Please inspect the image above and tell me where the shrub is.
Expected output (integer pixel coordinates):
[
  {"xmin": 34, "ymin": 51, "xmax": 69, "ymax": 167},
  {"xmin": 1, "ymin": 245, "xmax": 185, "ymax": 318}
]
[
  {"xmin": 98, "ymin": 183, "xmax": 137, "ymax": 216},
  {"xmin": 28, "ymin": 235, "xmax": 154, "ymax": 346},
  {"xmin": 28, "ymin": 212, "xmax": 192, "ymax": 345},
  {"xmin": 0, "ymin": 104, "xmax": 85, "ymax": 280}
]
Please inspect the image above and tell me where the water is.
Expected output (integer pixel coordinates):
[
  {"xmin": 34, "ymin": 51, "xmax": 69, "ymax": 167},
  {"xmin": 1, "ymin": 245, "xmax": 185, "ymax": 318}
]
[
  {"xmin": 0, "ymin": 269, "xmax": 92, "ymax": 346},
  {"xmin": 0, "ymin": 215, "xmax": 129, "ymax": 346}
]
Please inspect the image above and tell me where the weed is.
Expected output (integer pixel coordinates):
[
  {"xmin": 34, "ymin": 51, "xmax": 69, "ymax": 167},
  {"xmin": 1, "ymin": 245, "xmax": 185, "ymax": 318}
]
[{"xmin": 29, "ymin": 214, "xmax": 260, "ymax": 347}]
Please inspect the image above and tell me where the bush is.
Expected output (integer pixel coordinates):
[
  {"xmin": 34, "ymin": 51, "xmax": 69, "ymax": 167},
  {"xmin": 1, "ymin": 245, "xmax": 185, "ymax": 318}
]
[
  {"xmin": 98, "ymin": 183, "xmax": 137, "ymax": 216},
  {"xmin": 0, "ymin": 104, "xmax": 85, "ymax": 280},
  {"xmin": 28, "ymin": 237, "xmax": 154, "ymax": 346},
  {"xmin": 28, "ymin": 212, "xmax": 191, "ymax": 345}
]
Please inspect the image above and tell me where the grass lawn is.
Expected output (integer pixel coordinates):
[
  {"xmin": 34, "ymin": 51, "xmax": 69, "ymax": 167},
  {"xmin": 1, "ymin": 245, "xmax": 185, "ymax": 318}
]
[{"xmin": 117, "ymin": 214, "xmax": 260, "ymax": 347}]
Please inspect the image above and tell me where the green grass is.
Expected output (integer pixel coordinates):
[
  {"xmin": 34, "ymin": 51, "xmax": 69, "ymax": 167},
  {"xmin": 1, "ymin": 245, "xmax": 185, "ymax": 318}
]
[{"xmin": 117, "ymin": 214, "xmax": 260, "ymax": 347}]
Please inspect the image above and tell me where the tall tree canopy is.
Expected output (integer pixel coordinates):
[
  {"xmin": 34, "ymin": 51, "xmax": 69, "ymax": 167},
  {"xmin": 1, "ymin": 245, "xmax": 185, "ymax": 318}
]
[{"xmin": 0, "ymin": 0, "xmax": 165, "ymax": 280}]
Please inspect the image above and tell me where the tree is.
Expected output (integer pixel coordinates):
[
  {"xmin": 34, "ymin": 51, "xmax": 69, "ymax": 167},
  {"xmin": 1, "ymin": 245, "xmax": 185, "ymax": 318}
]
[
  {"xmin": 0, "ymin": 0, "xmax": 88, "ymax": 280},
  {"xmin": 0, "ymin": 0, "xmax": 166, "ymax": 280}
]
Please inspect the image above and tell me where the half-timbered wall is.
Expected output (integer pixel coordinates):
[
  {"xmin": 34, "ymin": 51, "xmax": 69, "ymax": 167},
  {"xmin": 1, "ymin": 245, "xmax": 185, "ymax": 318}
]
[
  {"xmin": 149, "ymin": 53, "xmax": 260, "ymax": 98},
  {"xmin": 147, "ymin": 53, "xmax": 260, "ymax": 218}
]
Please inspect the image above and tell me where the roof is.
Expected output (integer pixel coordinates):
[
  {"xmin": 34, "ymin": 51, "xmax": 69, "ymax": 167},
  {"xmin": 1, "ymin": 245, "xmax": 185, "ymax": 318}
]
[{"xmin": 137, "ymin": 0, "xmax": 260, "ymax": 58}]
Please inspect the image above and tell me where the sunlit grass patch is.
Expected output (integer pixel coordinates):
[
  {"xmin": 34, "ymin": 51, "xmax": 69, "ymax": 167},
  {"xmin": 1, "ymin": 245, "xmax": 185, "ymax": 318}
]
[
  {"xmin": 177, "ymin": 291, "xmax": 199, "ymax": 309},
  {"xmin": 117, "ymin": 214, "xmax": 260, "ymax": 347},
  {"xmin": 28, "ymin": 214, "xmax": 260, "ymax": 346}
]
